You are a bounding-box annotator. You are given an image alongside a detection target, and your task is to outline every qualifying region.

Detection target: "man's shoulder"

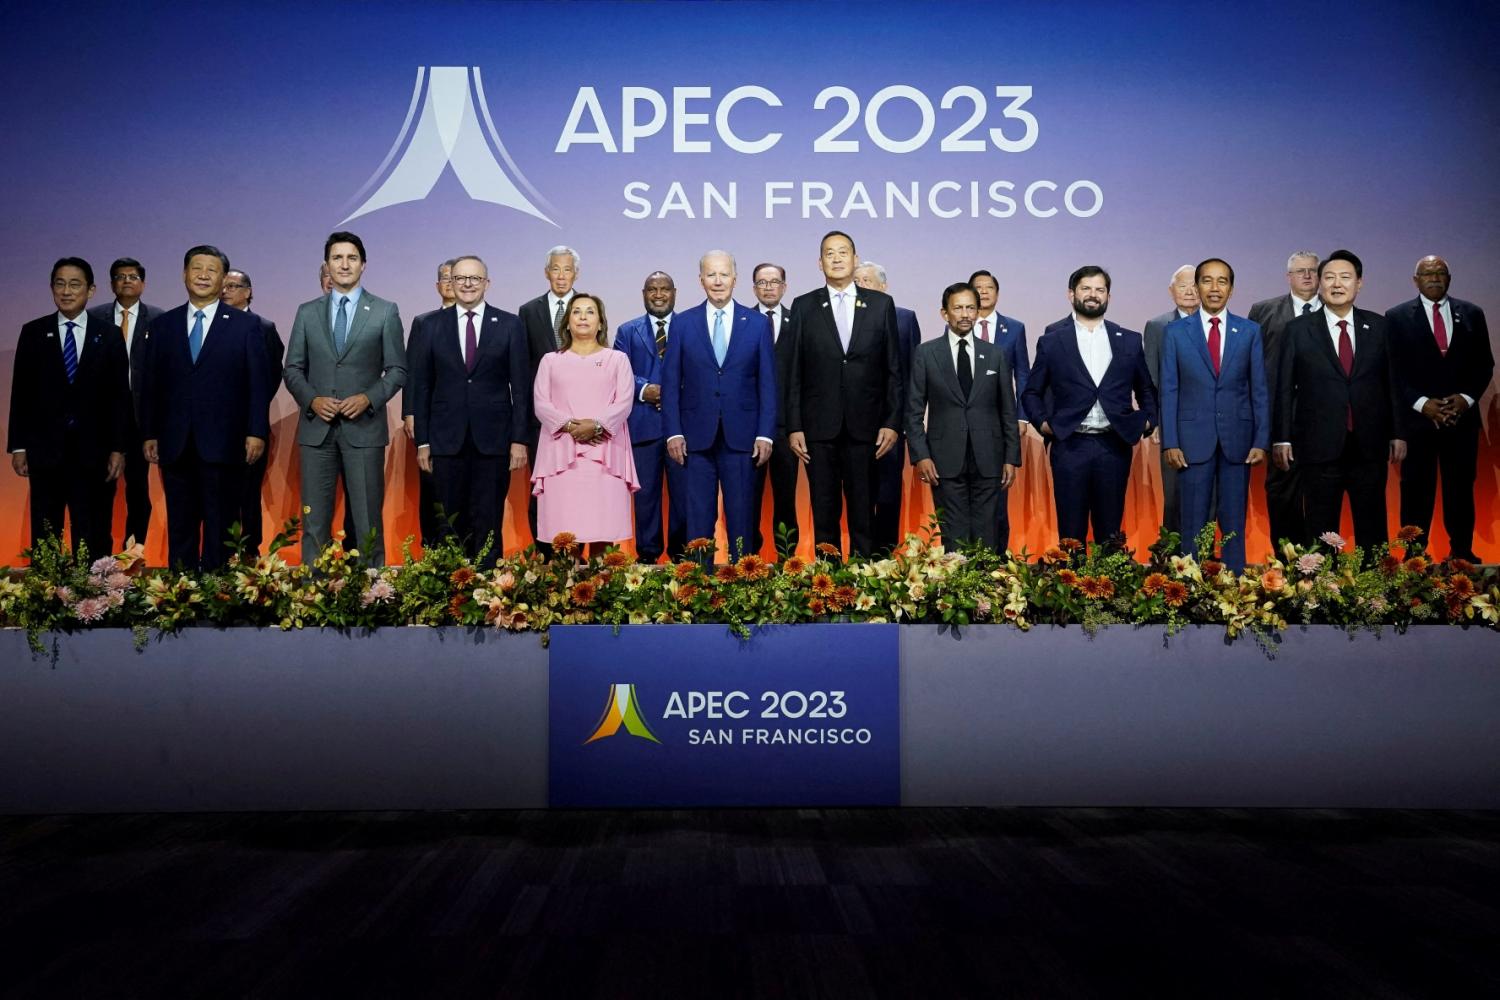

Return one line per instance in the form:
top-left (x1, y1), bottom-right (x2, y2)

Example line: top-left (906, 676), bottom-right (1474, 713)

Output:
top-left (995, 311), bottom-right (1024, 331)
top-left (1145, 309), bottom-right (1177, 330)
top-left (895, 305), bottom-right (916, 321)
top-left (1039, 316), bottom-right (1073, 338)
top-left (482, 304), bottom-right (521, 325)
top-left (19, 313), bottom-right (59, 337)
top-left (519, 292), bottom-right (550, 314)
top-left (86, 303), bottom-right (113, 324)
top-left (1247, 294), bottom-right (1285, 320)
top-left (1106, 320), bottom-right (1142, 341)
top-left (788, 287), bottom-right (826, 312)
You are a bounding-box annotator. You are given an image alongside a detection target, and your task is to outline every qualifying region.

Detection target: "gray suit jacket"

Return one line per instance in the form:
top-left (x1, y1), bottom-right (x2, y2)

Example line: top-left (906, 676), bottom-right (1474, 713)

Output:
top-left (906, 332), bottom-right (1020, 479)
top-left (1248, 294), bottom-right (1320, 403)
top-left (1142, 309), bottom-right (1182, 390)
top-left (284, 289), bottom-right (406, 447)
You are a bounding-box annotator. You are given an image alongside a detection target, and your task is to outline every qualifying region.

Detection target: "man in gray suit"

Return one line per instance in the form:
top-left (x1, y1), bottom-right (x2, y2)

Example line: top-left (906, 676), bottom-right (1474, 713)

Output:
top-left (906, 282), bottom-right (1019, 552)
top-left (284, 231), bottom-right (406, 565)
top-left (1248, 250), bottom-right (1321, 548)
top-left (1142, 264), bottom-right (1199, 542)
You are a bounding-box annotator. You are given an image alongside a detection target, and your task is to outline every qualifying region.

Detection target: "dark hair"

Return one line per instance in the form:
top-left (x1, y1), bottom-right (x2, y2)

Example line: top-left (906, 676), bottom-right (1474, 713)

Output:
top-left (324, 231), bottom-right (366, 262)
top-left (941, 282), bottom-right (979, 311)
top-left (110, 257), bottom-right (144, 281)
top-left (1068, 265), bottom-right (1111, 292)
top-left (819, 230), bottom-right (856, 255)
top-left (227, 269), bottom-right (253, 288)
top-left (183, 244), bottom-right (230, 272)
top-left (559, 292), bottom-right (609, 351)
top-left (967, 269), bottom-right (997, 288)
top-left (1193, 258), bottom-right (1235, 285)
top-left (1320, 249), bottom-right (1363, 279)
top-left (751, 262), bottom-right (785, 282)
top-left (51, 257), bottom-right (95, 287)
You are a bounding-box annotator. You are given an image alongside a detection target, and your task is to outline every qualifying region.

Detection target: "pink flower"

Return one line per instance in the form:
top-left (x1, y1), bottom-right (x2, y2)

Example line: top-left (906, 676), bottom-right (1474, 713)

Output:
top-left (1319, 531), bottom-right (1345, 550)
top-left (90, 556), bottom-right (116, 575)
top-left (328, 577), bottom-right (346, 593)
top-left (53, 586), bottom-right (73, 602)
top-left (496, 570), bottom-right (517, 591)
top-left (1296, 552), bottom-right (1325, 576)
top-left (105, 573), bottom-right (133, 592)
top-left (72, 596), bottom-right (109, 622)
top-left (361, 579), bottom-right (395, 606)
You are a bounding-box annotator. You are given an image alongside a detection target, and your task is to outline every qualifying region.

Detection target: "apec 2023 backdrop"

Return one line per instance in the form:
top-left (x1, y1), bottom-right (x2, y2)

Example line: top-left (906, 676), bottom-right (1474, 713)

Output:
top-left (2, 0), bottom-right (1498, 564)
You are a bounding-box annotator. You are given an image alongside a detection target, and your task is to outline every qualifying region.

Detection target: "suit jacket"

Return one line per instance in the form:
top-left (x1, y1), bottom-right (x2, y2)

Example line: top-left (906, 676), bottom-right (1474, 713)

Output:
top-left (142, 304), bottom-right (271, 465)
top-left (7, 313), bottom-right (131, 467)
top-left (87, 300), bottom-right (162, 425)
top-left (761, 303), bottom-right (794, 436)
top-left (785, 285), bottom-right (902, 442)
top-left (984, 312), bottom-right (1030, 422)
top-left (660, 301), bottom-right (777, 452)
top-left (248, 312), bottom-right (284, 404)
top-left (893, 306), bottom-right (924, 430)
top-left (1275, 308), bottom-right (1399, 464)
top-left (1142, 309), bottom-right (1185, 390)
top-left (1021, 318), bottom-right (1157, 446)
top-left (614, 312), bottom-right (675, 443)
top-left (1160, 311), bottom-right (1268, 463)
top-left (284, 290), bottom-right (406, 447)
top-left (1384, 296), bottom-right (1494, 436)
top-left (409, 304), bottom-right (530, 456)
top-left (1249, 294), bottom-right (1321, 407)
top-left (519, 291), bottom-right (569, 445)
top-left (906, 333), bottom-right (1020, 478)
top-left (401, 307), bottom-right (445, 421)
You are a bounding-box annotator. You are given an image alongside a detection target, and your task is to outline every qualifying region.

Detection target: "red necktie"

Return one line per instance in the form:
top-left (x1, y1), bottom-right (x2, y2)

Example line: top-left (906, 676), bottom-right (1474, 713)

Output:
top-left (1337, 319), bottom-right (1354, 430)
top-left (1208, 317), bottom-right (1221, 376)
top-left (979, 319), bottom-right (990, 342)
top-left (464, 310), bottom-right (478, 373)
top-left (1432, 303), bottom-right (1449, 355)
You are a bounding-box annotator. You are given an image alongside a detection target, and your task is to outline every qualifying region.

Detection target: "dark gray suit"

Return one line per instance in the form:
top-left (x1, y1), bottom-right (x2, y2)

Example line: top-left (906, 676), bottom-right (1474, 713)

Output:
top-left (1143, 308), bottom-right (1189, 541)
top-left (906, 331), bottom-right (1020, 552)
top-left (88, 300), bottom-right (162, 549)
top-left (1248, 293), bottom-right (1320, 547)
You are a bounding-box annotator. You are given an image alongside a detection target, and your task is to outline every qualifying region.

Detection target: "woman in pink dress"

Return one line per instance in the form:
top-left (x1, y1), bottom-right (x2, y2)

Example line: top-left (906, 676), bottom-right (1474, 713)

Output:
top-left (531, 293), bottom-right (639, 548)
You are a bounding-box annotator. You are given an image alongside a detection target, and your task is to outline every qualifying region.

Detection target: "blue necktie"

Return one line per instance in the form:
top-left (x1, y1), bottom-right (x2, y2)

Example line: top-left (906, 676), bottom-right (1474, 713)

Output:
top-left (712, 309), bottom-right (727, 365)
top-left (188, 310), bottom-right (204, 363)
top-left (61, 321), bottom-right (78, 383)
top-left (334, 296), bottom-right (350, 353)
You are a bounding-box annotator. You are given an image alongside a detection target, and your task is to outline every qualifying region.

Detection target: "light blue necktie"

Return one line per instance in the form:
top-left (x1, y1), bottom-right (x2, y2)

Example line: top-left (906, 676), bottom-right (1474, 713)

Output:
top-left (188, 310), bottom-right (204, 363)
top-left (62, 321), bottom-right (78, 383)
top-left (834, 292), bottom-right (852, 352)
top-left (334, 296), bottom-right (350, 354)
top-left (712, 309), bottom-right (727, 366)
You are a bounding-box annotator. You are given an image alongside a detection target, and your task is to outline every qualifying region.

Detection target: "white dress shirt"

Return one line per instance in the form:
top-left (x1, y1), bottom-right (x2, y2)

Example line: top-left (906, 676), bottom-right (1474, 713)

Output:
top-left (945, 326), bottom-right (974, 373)
top-left (1324, 306), bottom-right (1357, 357)
top-left (975, 311), bottom-right (997, 342)
top-left (1414, 296), bottom-right (1472, 409)
top-left (761, 305), bottom-right (781, 340)
top-left (184, 300), bottom-right (221, 347)
top-left (1074, 317), bottom-right (1112, 430)
top-left (57, 310), bottom-right (89, 360)
top-left (455, 301), bottom-right (490, 354)
top-left (1199, 308), bottom-right (1228, 344)
top-left (1291, 294), bottom-right (1321, 314)
top-left (826, 283), bottom-right (856, 338)
top-left (641, 312), bottom-right (673, 402)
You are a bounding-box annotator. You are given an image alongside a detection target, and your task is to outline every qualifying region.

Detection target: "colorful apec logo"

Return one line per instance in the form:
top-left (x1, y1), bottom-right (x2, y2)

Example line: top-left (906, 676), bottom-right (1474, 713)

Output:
top-left (585, 684), bottom-right (662, 745)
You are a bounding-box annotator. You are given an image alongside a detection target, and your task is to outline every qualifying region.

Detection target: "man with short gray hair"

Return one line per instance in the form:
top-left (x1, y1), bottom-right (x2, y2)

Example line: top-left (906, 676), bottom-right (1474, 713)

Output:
top-left (518, 246), bottom-right (580, 555)
top-left (854, 261), bottom-right (922, 554)
top-left (1143, 264), bottom-right (1199, 541)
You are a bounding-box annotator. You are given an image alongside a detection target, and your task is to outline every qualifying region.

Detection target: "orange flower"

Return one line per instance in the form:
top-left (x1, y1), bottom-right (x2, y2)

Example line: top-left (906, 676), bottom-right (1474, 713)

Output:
top-left (675, 583), bottom-right (699, 603)
top-left (1379, 554), bottom-right (1402, 576)
top-left (1404, 556), bottom-right (1429, 574)
top-left (709, 593), bottom-right (726, 610)
top-left (674, 561), bottom-right (697, 580)
top-left (1041, 547), bottom-right (1067, 565)
top-left (1448, 575), bottom-right (1475, 597)
top-left (816, 542), bottom-right (843, 559)
top-left (570, 581), bottom-right (597, 605)
top-left (1445, 593), bottom-right (1467, 618)
top-left (450, 567), bottom-right (476, 588)
top-left (551, 531), bottom-right (578, 551)
top-left (447, 594), bottom-right (467, 620)
top-left (1260, 568), bottom-right (1286, 593)
top-left (1452, 558), bottom-right (1476, 575)
top-left (1396, 525), bottom-right (1423, 544)
top-left (834, 585), bottom-right (859, 607)
top-left (1059, 538), bottom-right (1084, 553)
top-left (783, 556), bottom-right (808, 576)
top-left (811, 572), bottom-right (835, 596)
top-left (737, 554), bottom-right (771, 580)
top-left (809, 597), bottom-right (826, 615)
top-left (686, 537), bottom-right (715, 552)
top-left (1078, 576), bottom-right (1114, 599)
top-left (1201, 560), bottom-right (1224, 577)
top-left (715, 564), bottom-right (741, 583)
top-left (1141, 573), bottom-right (1168, 595)
top-left (1057, 568), bottom-right (1079, 587)
top-left (1163, 581), bottom-right (1189, 607)
top-left (603, 550), bottom-right (630, 568)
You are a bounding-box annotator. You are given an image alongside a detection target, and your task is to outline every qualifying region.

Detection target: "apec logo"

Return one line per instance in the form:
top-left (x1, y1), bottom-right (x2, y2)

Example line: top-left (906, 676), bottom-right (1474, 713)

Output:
top-left (585, 684), bottom-right (662, 745)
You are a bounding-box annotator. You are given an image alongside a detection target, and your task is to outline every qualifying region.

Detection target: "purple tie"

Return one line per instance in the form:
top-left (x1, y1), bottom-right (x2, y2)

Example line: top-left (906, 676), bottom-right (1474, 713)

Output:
top-left (464, 311), bottom-right (478, 373)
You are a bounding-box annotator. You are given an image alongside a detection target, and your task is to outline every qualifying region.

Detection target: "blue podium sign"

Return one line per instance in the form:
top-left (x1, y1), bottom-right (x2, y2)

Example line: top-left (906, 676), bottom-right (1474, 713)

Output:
top-left (548, 625), bottom-right (899, 807)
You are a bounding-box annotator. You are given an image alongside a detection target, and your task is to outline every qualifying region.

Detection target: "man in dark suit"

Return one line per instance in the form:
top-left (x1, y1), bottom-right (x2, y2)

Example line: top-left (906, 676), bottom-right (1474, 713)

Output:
top-left (408, 256), bottom-right (529, 568)
top-left (518, 246), bottom-right (579, 556)
top-left (1142, 264), bottom-right (1199, 542)
top-left (1249, 251), bottom-right (1322, 548)
top-left (9, 258), bottom-right (131, 557)
top-left (749, 261), bottom-right (800, 556)
top-left (907, 282), bottom-right (1019, 551)
top-left (614, 271), bottom-right (686, 564)
top-left (856, 261), bottom-right (923, 555)
top-left (661, 251), bottom-right (777, 560)
top-left (1022, 266), bottom-right (1157, 548)
top-left (401, 259), bottom-right (456, 547)
top-left (968, 269), bottom-right (1031, 552)
top-left (785, 231), bottom-right (902, 558)
top-left (1274, 250), bottom-right (1403, 552)
top-left (220, 268), bottom-right (285, 557)
top-left (87, 257), bottom-right (162, 550)
top-left (1386, 255), bottom-right (1494, 562)
top-left (142, 246), bottom-right (270, 571)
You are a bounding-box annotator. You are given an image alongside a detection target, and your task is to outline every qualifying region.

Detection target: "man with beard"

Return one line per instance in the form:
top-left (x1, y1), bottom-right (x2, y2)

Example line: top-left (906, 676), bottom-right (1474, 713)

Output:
top-left (1022, 266), bottom-right (1156, 548)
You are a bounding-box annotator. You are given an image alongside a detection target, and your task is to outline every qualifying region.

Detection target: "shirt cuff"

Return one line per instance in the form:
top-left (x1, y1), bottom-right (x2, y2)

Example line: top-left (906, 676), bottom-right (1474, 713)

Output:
top-left (1272, 441), bottom-right (1291, 448)
top-left (1461, 393), bottom-right (1475, 407)
top-left (1413, 396), bottom-right (1429, 413)
top-left (10, 449), bottom-right (24, 454)
top-left (755, 436), bottom-right (773, 445)
top-left (667, 435), bottom-right (685, 444)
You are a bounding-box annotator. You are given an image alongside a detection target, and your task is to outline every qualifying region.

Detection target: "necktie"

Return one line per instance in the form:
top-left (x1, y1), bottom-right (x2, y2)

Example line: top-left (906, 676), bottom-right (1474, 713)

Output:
top-left (712, 309), bottom-right (727, 366)
top-left (1208, 316), bottom-right (1222, 376)
top-left (464, 310), bottom-right (478, 373)
top-left (766, 308), bottom-right (777, 341)
top-left (834, 292), bottom-right (853, 351)
top-left (655, 319), bottom-right (667, 357)
top-left (333, 296), bottom-right (349, 354)
top-left (979, 319), bottom-right (990, 342)
top-left (1432, 303), bottom-right (1449, 355)
top-left (119, 307), bottom-right (130, 344)
top-left (552, 298), bottom-right (566, 347)
top-left (189, 310), bottom-right (205, 363)
top-left (957, 337), bottom-right (973, 397)
top-left (1337, 319), bottom-right (1354, 430)
top-left (1301, 302), bottom-right (1312, 315)
top-left (62, 321), bottom-right (79, 383)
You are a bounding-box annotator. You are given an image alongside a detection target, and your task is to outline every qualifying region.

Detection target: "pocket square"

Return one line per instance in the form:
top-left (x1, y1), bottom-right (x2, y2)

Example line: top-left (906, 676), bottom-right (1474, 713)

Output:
top-left (985, 369), bottom-right (997, 376)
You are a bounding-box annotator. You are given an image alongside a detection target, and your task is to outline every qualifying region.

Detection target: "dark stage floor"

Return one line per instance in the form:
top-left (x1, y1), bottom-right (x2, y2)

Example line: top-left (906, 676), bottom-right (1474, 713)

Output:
top-left (1, 808), bottom-right (1496, 998)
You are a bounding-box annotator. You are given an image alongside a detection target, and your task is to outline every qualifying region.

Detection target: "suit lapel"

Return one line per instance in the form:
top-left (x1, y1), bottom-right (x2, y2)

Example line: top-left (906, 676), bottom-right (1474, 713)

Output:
top-left (813, 288), bottom-right (843, 354)
top-left (193, 307), bottom-right (230, 369)
top-left (440, 308), bottom-right (464, 369)
top-left (1312, 314), bottom-right (1346, 379)
top-left (1349, 311), bottom-right (1377, 379)
top-left (1058, 323), bottom-right (1093, 386)
top-left (315, 293), bottom-right (336, 355)
top-left (342, 294), bottom-right (373, 358)
top-left (847, 287), bottom-right (872, 353)
top-left (969, 338), bottom-right (993, 403)
top-left (935, 336), bottom-right (964, 402)
top-left (1187, 312), bottom-right (1216, 379)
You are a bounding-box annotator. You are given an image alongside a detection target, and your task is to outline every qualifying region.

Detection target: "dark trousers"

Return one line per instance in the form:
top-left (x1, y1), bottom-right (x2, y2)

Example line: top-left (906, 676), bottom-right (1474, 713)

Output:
top-left (1158, 446), bottom-right (1180, 545)
top-left (685, 425), bottom-right (756, 561)
top-left (871, 434), bottom-right (906, 556)
top-left (807, 427), bottom-right (877, 558)
top-left (1264, 461), bottom-right (1305, 549)
top-left (238, 450), bottom-right (268, 556)
top-left (1180, 445), bottom-right (1251, 570)
top-left (417, 465), bottom-right (440, 545)
top-left (931, 441), bottom-right (1001, 553)
top-left (1050, 431), bottom-right (1132, 547)
top-left (433, 432), bottom-right (505, 568)
top-left (113, 430), bottom-right (152, 550)
top-left (525, 441), bottom-right (552, 559)
top-left (160, 436), bottom-right (241, 571)
top-left (28, 432), bottom-right (112, 558)
top-left (753, 434), bottom-right (802, 556)
top-left (1303, 438), bottom-right (1388, 554)
top-left (632, 437), bottom-right (688, 564)
top-left (1401, 420), bottom-right (1480, 560)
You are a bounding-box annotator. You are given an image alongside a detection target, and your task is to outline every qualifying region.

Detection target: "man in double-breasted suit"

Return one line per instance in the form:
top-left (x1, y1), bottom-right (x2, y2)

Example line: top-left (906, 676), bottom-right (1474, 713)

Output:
top-left (283, 231), bottom-right (405, 565)
top-left (517, 246), bottom-right (580, 556)
top-left (907, 282), bottom-right (1019, 552)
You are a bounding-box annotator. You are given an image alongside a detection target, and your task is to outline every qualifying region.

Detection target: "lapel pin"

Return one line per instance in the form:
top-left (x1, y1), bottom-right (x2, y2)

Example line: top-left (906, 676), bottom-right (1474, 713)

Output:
top-left (489, 316), bottom-right (497, 322)
top-left (46, 332), bottom-right (54, 339)
top-left (1361, 324), bottom-right (1369, 330)
top-left (821, 301), bottom-right (829, 308)
top-left (363, 305), bottom-right (370, 311)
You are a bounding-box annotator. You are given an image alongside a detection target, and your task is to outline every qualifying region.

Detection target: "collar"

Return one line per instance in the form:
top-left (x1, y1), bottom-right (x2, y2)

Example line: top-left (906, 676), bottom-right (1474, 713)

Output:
top-left (56, 311), bottom-right (87, 330)
top-left (825, 283), bottom-right (856, 300)
top-left (1291, 294), bottom-right (1321, 311)
top-left (455, 301), bottom-right (490, 317)
top-left (1420, 295), bottom-right (1448, 311)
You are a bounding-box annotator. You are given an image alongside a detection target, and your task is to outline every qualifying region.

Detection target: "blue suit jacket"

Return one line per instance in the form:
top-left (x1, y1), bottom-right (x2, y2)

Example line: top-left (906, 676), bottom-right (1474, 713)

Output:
top-left (142, 304), bottom-right (270, 465)
top-left (661, 301), bottom-right (777, 452)
top-left (614, 312), bottom-right (674, 443)
top-left (1160, 310), bottom-right (1268, 463)
top-left (1021, 317), bottom-right (1157, 445)
top-left (989, 312), bottom-right (1031, 422)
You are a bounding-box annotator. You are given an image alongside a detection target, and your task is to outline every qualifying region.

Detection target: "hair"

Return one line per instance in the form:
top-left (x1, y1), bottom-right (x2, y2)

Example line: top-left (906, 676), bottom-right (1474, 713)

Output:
top-left (226, 269), bottom-right (252, 288)
top-left (558, 292), bottom-right (609, 351)
top-left (545, 245), bottom-right (580, 269)
top-left (699, 249), bottom-right (737, 274)
top-left (941, 282), bottom-right (978, 311)
top-left (1285, 250), bottom-right (1320, 271)
top-left (751, 262), bottom-right (785, 282)
top-left (820, 230), bottom-right (856, 255)
top-left (183, 244), bottom-right (230, 272)
top-left (857, 261), bottom-right (889, 286)
top-left (1320, 249), bottom-right (1363, 279)
top-left (51, 257), bottom-right (95, 287)
top-left (644, 270), bottom-right (674, 287)
top-left (451, 254), bottom-right (487, 275)
top-left (1193, 258), bottom-right (1234, 285)
top-left (1068, 265), bottom-right (1111, 292)
top-left (324, 231), bottom-right (366, 262)
top-left (1170, 264), bottom-right (1195, 283)
top-left (967, 268), bottom-right (997, 289)
top-left (110, 257), bottom-right (144, 281)
top-left (438, 258), bottom-right (459, 278)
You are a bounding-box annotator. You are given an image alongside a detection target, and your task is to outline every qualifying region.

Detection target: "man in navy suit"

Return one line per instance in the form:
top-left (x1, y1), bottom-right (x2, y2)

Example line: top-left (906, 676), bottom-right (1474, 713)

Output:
top-left (408, 255), bottom-right (529, 568)
top-left (220, 268), bottom-right (285, 556)
top-left (401, 259), bottom-right (456, 547)
top-left (661, 251), bottom-right (777, 560)
top-left (1386, 255), bottom-right (1493, 563)
top-left (614, 271), bottom-right (687, 564)
top-left (9, 257), bottom-right (131, 556)
top-left (856, 261), bottom-right (923, 555)
top-left (1021, 266), bottom-right (1156, 548)
top-left (969, 270), bottom-right (1031, 551)
top-left (142, 246), bottom-right (270, 571)
top-left (749, 261), bottom-right (800, 556)
top-left (1161, 259), bottom-right (1268, 571)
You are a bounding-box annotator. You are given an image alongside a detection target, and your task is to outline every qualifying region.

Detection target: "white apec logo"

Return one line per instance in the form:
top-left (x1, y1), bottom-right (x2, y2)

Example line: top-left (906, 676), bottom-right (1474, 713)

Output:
top-left (342, 66), bottom-right (556, 226)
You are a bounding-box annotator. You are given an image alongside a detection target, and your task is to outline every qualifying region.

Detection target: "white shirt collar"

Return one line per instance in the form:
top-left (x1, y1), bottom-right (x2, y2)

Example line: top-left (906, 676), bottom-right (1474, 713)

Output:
top-left (1291, 293), bottom-right (1321, 311)
top-left (1199, 309), bottom-right (1228, 337)
top-left (455, 301), bottom-right (490, 316)
top-left (1420, 294), bottom-right (1448, 311)
top-left (186, 300), bottom-right (220, 326)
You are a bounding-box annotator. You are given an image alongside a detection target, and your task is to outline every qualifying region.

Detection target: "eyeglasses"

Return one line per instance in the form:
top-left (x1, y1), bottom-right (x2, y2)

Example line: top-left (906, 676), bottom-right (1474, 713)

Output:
top-left (452, 275), bottom-right (487, 286)
top-left (112, 273), bottom-right (142, 283)
top-left (222, 282), bottom-right (248, 291)
top-left (754, 279), bottom-right (784, 288)
top-left (51, 279), bottom-right (88, 291)
top-left (1288, 268), bottom-right (1318, 277)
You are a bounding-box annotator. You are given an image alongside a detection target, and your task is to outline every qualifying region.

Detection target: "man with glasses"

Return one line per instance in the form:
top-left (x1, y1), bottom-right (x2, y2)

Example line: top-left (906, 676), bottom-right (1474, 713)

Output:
top-left (749, 261), bottom-right (800, 556)
top-left (219, 269), bottom-right (285, 556)
top-left (855, 261), bottom-right (922, 555)
top-left (402, 259), bottom-right (457, 546)
top-left (518, 246), bottom-right (580, 557)
top-left (87, 258), bottom-right (161, 549)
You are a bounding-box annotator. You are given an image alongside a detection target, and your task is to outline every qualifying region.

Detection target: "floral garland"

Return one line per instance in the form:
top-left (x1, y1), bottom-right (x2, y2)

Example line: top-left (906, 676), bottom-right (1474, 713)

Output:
top-left (2, 521), bottom-right (1496, 652)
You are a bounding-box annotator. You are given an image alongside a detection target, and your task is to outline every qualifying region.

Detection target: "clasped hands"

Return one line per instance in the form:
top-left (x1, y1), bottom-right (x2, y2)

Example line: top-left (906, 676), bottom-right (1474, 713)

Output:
top-left (564, 418), bottom-right (605, 444)
top-left (1420, 394), bottom-right (1470, 428)
top-left (311, 394), bottom-right (372, 422)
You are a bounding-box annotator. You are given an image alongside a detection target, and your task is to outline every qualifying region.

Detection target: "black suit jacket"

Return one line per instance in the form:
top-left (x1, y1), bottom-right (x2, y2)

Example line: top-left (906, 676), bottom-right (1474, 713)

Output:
top-left (1275, 308), bottom-right (1399, 464)
top-left (1384, 296), bottom-right (1494, 436)
top-left (785, 286), bottom-right (902, 442)
top-left (247, 312), bottom-right (285, 404)
top-left (1249, 294), bottom-right (1320, 407)
top-left (87, 300), bottom-right (162, 425)
top-left (7, 313), bottom-right (131, 468)
top-left (401, 307), bottom-right (444, 420)
top-left (409, 305), bottom-right (531, 456)
top-left (754, 303), bottom-right (795, 435)
top-left (518, 292), bottom-right (570, 445)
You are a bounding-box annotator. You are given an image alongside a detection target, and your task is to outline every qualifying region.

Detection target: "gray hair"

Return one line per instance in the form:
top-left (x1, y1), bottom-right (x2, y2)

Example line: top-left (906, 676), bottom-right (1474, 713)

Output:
top-left (699, 249), bottom-right (737, 274)
top-left (451, 255), bottom-right (487, 275)
top-left (546, 245), bottom-right (580, 268)
top-left (856, 261), bottom-right (889, 286)
top-left (438, 258), bottom-right (458, 277)
top-left (1170, 263), bottom-right (1194, 282)
top-left (1286, 250), bottom-right (1320, 271)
